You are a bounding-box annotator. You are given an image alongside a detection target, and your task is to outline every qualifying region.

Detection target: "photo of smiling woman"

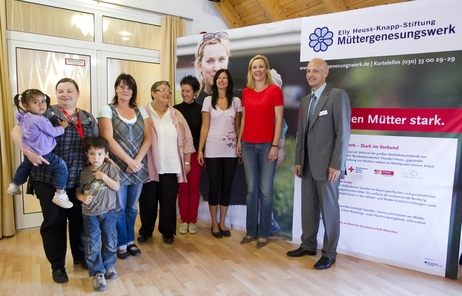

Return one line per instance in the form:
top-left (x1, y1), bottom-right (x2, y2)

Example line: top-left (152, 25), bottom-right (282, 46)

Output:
top-left (174, 75), bottom-right (203, 235)
top-left (194, 31), bottom-right (242, 104)
top-left (138, 81), bottom-right (195, 245)
top-left (197, 69), bottom-right (242, 238)
top-left (98, 74), bottom-right (151, 260)
top-left (237, 55), bottom-right (284, 249)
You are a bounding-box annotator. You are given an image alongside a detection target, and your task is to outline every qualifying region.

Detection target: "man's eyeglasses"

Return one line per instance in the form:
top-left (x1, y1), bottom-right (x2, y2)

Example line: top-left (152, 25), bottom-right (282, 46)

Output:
top-left (155, 89), bottom-right (172, 94)
top-left (201, 31), bottom-right (228, 43)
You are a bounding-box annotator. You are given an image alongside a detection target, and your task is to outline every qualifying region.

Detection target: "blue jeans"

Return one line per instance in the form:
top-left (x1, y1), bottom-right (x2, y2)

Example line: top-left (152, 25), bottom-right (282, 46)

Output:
top-left (13, 152), bottom-right (68, 190)
top-left (115, 183), bottom-right (143, 249)
top-left (242, 142), bottom-right (276, 238)
top-left (258, 169), bottom-right (281, 236)
top-left (83, 210), bottom-right (117, 276)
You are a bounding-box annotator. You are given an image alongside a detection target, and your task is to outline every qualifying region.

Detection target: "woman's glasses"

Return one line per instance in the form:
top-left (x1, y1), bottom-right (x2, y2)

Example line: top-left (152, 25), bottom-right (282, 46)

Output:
top-left (155, 89), bottom-right (172, 94)
top-left (201, 31), bottom-right (228, 43)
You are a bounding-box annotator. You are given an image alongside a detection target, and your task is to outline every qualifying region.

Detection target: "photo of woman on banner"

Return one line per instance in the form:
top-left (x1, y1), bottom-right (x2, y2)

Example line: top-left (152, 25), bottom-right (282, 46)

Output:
top-left (194, 31), bottom-right (242, 104)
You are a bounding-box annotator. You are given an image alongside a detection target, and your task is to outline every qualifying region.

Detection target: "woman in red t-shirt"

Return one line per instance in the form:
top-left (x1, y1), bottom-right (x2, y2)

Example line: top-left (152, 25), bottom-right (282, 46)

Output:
top-left (236, 55), bottom-right (284, 249)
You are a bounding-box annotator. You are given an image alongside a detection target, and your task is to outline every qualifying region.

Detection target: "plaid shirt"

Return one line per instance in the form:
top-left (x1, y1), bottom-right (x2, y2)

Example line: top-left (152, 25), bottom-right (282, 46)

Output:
top-left (29, 105), bottom-right (98, 190)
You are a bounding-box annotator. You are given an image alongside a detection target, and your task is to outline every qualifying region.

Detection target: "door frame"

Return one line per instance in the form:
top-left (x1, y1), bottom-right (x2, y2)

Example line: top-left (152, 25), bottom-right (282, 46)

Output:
top-left (7, 40), bottom-right (99, 229)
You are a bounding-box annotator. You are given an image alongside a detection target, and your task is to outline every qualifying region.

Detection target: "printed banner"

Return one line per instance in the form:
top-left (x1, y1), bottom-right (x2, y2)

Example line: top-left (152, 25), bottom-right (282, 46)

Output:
top-left (352, 108), bottom-right (462, 133)
top-left (339, 134), bottom-right (457, 276)
top-left (300, 0), bottom-right (462, 61)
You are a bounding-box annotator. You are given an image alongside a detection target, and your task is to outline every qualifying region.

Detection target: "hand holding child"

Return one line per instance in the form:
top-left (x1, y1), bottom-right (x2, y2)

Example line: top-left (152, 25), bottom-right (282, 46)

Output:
top-left (58, 119), bottom-right (69, 129)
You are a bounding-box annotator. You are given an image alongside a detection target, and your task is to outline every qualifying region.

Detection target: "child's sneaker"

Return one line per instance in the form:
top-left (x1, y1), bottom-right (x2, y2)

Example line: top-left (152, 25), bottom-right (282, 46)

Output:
top-left (92, 272), bottom-right (107, 291)
top-left (6, 183), bottom-right (21, 195)
top-left (104, 267), bottom-right (118, 279)
top-left (52, 192), bottom-right (73, 209)
top-left (179, 223), bottom-right (188, 234)
top-left (188, 223), bottom-right (197, 234)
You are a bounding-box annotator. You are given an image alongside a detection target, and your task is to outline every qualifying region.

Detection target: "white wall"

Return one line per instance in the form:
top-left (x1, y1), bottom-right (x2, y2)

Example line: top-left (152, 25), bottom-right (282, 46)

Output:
top-left (96, 0), bottom-right (229, 35)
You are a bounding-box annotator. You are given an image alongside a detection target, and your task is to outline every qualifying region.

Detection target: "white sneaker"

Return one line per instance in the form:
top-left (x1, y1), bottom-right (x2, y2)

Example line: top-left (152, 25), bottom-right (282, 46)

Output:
top-left (179, 223), bottom-right (188, 234)
top-left (104, 267), bottom-right (118, 279)
top-left (188, 223), bottom-right (197, 234)
top-left (52, 192), bottom-right (73, 209)
top-left (6, 183), bottom-right (21, 195)
top-left (92, 272), bottom-right (107, 291)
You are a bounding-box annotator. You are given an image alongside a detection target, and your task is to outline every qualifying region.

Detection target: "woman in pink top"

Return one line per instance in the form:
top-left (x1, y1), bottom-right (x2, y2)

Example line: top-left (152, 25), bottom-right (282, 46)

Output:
top-left (138, 81), bottom-right (195, 245)
top-left (198, 69), bottom-right (242, 238)
top-left (237, 55), bottom-right (284, 249)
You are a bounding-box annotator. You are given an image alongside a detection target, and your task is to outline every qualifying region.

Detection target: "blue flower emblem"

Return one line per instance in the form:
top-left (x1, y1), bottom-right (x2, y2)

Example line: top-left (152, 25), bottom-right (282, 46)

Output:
top-left (309, 27), bottom-right (333, 52)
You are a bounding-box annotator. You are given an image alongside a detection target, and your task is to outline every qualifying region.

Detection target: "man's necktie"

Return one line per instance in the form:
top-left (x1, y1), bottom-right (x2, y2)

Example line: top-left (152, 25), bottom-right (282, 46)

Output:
top-left (307, 93), bottom-right (317, 126)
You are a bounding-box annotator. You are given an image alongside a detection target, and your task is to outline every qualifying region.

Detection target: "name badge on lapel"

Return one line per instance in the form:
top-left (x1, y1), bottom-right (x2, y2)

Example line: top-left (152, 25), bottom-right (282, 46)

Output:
top-left (319, 110), bottom-right (328, 116)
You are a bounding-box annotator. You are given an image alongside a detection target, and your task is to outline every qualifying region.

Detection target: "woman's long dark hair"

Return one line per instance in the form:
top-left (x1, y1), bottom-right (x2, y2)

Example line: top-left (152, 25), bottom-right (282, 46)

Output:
top-left (211, 69), bottom-right (234, 110)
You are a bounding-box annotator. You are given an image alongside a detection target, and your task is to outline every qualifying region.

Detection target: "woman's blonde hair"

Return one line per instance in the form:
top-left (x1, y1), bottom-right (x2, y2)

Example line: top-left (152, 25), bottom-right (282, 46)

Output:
top-left (194, 37), bottom-right (231, 88)
top-left (246, 55), bottom-right (273, 89)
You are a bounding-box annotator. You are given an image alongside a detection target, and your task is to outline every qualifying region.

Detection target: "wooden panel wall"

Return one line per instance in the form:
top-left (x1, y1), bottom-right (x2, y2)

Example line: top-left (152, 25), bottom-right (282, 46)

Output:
top-left (212, 0), bottom-right (409, 28)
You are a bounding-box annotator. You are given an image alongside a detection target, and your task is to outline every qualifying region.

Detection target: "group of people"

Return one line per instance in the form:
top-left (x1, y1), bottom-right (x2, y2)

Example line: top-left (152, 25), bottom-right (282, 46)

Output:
top-left (6, 30), bottom-right (351, 292)
top-left (191, 32), bottom-right (351, 270)
top-left (7, 75), bottom-right (195, 291)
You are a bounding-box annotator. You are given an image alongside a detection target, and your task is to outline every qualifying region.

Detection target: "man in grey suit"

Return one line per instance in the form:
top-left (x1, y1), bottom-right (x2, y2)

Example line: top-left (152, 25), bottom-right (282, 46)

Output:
top-left (287, 58), bottom-right (351, 270)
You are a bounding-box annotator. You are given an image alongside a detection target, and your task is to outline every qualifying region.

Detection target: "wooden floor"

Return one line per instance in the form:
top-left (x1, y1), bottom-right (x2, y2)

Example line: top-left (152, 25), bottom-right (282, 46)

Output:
top-left (0, 219), bottom-right (461, 295)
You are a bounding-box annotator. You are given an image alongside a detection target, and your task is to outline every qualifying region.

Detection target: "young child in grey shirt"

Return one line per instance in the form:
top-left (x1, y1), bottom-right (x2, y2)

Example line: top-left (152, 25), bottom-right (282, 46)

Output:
top-left (76, 136), bottom-right (120, 292)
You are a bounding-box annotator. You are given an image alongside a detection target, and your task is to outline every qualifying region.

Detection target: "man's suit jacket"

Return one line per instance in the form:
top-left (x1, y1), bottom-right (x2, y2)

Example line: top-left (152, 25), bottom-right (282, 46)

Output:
top-left (295, 84), bottom-right (351, 181)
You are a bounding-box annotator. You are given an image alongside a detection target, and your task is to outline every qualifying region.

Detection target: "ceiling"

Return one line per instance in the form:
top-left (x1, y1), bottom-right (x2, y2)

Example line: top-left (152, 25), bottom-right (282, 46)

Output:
top-left (211, 0), bottom-right (410, 28)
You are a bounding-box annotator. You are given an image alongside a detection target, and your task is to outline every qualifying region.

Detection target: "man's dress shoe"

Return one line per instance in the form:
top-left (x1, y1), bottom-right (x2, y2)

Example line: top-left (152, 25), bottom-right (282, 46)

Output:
top-left (314, 256), bottom-right (336, 270)
top-left (286, 247), bottom-right (316, 257)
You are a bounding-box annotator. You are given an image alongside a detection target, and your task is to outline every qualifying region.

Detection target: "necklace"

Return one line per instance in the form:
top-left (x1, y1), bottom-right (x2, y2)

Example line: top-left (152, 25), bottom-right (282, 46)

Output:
top-left (116, 106), bottom-right (131, 116)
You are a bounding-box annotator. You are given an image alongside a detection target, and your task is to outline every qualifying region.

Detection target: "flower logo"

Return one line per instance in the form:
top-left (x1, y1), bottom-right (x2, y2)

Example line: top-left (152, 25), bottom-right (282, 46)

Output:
top-left (309, 27), bottom-right (333, 52)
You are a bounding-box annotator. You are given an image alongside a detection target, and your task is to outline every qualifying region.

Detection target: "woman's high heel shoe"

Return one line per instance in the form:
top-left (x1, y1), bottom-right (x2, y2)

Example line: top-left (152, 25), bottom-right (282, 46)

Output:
top-left (240, 236), bottom-right (255, 244)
